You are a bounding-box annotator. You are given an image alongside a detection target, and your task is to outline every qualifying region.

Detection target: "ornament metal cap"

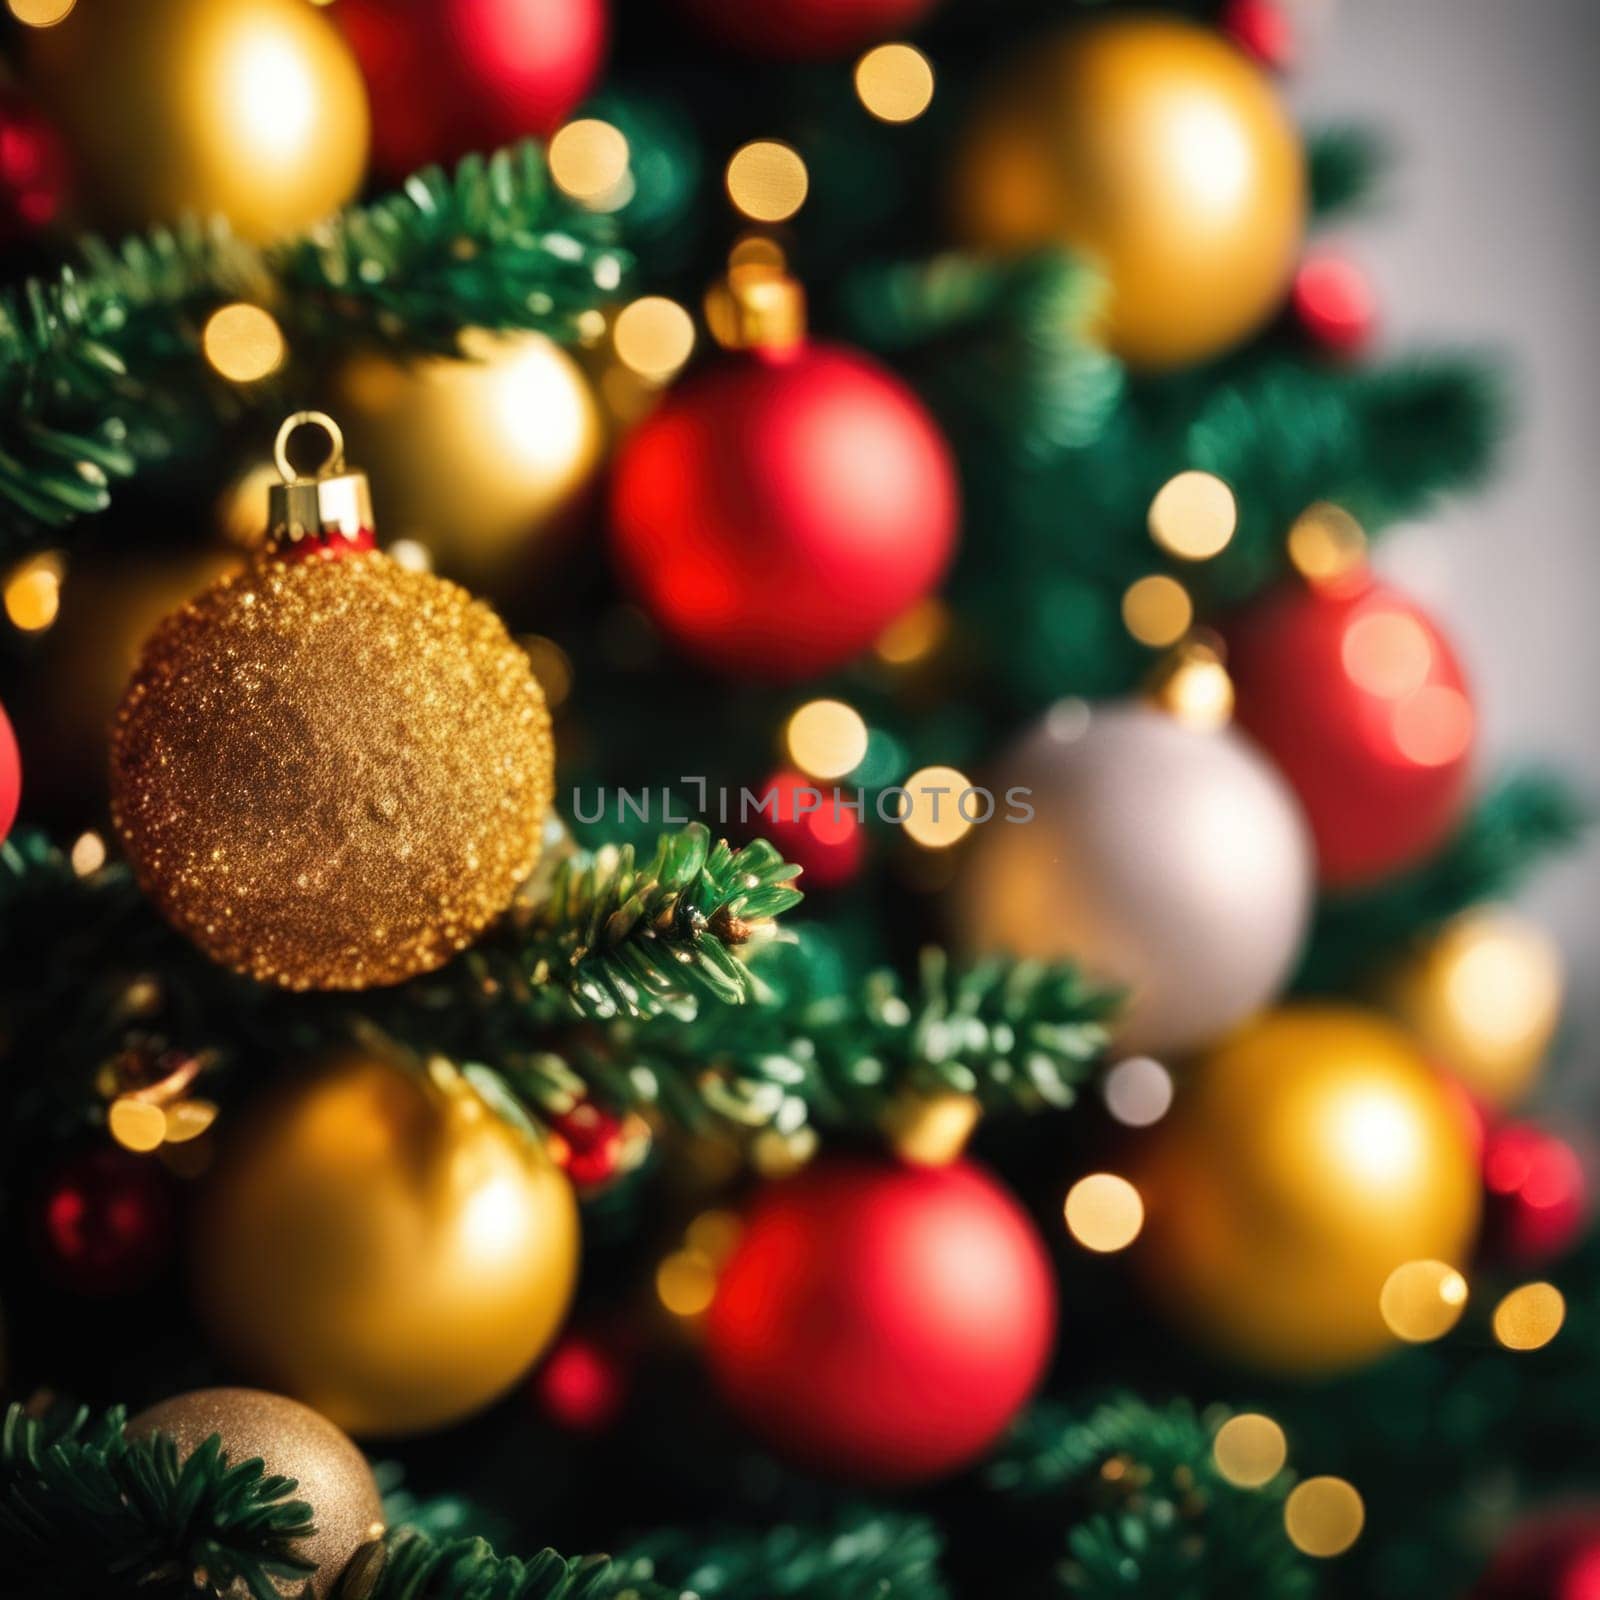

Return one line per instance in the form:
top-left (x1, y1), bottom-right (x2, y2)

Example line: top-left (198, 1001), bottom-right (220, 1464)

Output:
top-left (704, 262), bottom-right (807, 353)
top-left (267, 410), bottom-right (376, 555)
top-left (1144, 634), bottom-right (1236, 731)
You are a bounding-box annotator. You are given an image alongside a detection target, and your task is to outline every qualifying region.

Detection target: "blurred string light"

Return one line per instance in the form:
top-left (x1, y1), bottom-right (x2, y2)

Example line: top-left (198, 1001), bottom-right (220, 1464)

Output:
top-left (1122, 573), bottom-right (1193, 647)
top-left (6, 0), bottom-right (73, 25)
top-left (202, 303), bottom-right (286, 383)
top-left (854, 43), bottom-right (936, 124)
top-left (1147, 638), bottom-right (1234, 731)
top-left (897, 765), bottom-right (975, 848)
top-left (549, 118), bottom-right (631, 208)
top-left (4, 552), bottom-right (64, 632)
top-left (387, 539), bottom-right (433, 573)
top-left (1379, 1258), bottom-right (1468, 1343)
top-left (1147, 470), bottom-right (1237, 560)
top-left (1492, 1281), bottom-right (1566, 1350)
top-left (1212, 1413), bottom-right (1287, 1489)
top-left (1103, 1057), bottom-right (1174, 1127)
top-left (70, 832), bottom-right (107, 877)
top-left (1285, 1477), bottom-right (1365, 1558)
top-left (785, 699), bottom-right (869, 780)
top-left (725, 140), bottom-right (809, 223)
top-left (729, 233), bottom-right (787, 271)
top-left (613, 296), bottom-right (696, 383)
top-left (875, 597), bottom-right (949, 665)
top-left (656, 1249), bottom-right (718, 1318)
top-left (1287, 501), bottom-right (1367, 584)
top-left (685, 1209), bottom-right (743, 1265)
top-left (108, 1097), bottom-right (166, 1154)
top-left (1063, 1173), bottom-right (1144, 1253)
top-left (750, 1124), bottom-right (817, 1178)
top-left (520, 635), bottom-right (574, 710)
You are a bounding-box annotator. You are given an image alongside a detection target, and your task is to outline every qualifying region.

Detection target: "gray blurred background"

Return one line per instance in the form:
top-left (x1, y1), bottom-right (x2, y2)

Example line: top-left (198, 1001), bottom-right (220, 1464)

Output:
top-left (1295, 0), bottom-right (1600, 1080)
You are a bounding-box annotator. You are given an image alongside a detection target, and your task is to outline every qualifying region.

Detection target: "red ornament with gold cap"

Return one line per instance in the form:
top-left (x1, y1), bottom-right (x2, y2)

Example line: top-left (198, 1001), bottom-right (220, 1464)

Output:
top-left (1224, 523), bottom-right (1475, 887)
top-left (109, 411), bottom-right (555, 991)
top-left (610, 265), bottom-right (959, 681)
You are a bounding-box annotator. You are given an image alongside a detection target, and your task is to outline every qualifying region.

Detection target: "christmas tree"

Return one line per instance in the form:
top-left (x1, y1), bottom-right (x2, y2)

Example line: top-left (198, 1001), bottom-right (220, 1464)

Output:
top-left (0, 1), bottom-right (1592, 1596)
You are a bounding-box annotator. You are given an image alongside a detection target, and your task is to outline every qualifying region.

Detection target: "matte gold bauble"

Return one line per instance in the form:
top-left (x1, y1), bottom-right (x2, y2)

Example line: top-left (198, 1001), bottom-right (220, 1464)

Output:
top-left (194, 1056), bottom-right (580, 1437)
top-left (1135, 1006), bottom-right (1481, 1373)
top-left (28, 0), bottom-right (369, 241)
top-left (952, 15), bottom-right (1306, 368)
top-left (336, 334), bottom-right (603, 595)
top-left (109, 546), bottom-right (553, 990)
top-left (125, 1388), bottom-right (384, 1599)
top-left (1385, 906), bottom-right (1564, 1110)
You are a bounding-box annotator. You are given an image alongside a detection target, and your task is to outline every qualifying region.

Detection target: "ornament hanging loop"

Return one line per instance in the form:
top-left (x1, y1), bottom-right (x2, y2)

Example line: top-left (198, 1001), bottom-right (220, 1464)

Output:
top-left (266, 410), bottom-right (375, 556)
top-left (274, 410), bottom-right (347, 482)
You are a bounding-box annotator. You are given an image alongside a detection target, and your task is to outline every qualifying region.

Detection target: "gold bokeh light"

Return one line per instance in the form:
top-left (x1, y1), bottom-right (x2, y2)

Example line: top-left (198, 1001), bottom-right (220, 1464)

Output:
top-left (786, 699), bottom-right (869, 780)
top-left (656, 1249), bottom-right (718, 1318)
top-left (613, 296), bottom-right (697, 383)
top-left (7, 0), bottom-right (74, 25)
top-left (1493, 1281), bottom-right (1566, 1351)
top-left (898, 765), bottom-right (977, 848)
top-left (1287, 502), bottom-right (1368, 585)
top-left (726, 140), bottom-right (809, 223)
top-left (1212, 1414), bottom-right (1287, 1489)
top-left (1379, 1258), bottom-right (1469, 1343)
top-left (5, 553), bottom-right (64, 632)
top-left (1064, 1173), bottom-right (1144, 1253)
top-left (70, 832), bottom-right (107, 876)
top-left (1122, 574), bottom-right (1193, 647)
top-left (549, 119), bottom-right (630, 205)
top-left (1148, 470), bottom-right (1237, 560)
top-left (1285, 1478), bottom-right (1365, 1558)
top-left (202, 303), bottom-right (286, 383)
top-left (855, 43), bottom-right (936, 124)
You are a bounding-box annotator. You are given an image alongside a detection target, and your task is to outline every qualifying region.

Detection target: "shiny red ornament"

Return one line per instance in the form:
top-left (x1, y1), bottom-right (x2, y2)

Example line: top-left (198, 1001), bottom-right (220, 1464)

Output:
top-left (536, 1331), bottom-right (628, 1432)
top-left (1226, 568), bottom-right (1475, 887)
top-left (611, 344), bottom-right (958, 680)
top-left (1482, 1121), bottom-right (1590, 1268)
top-left (0, 698), bottom-right (19, 842)
top-left (37, 1147), bottom-right (175, 1296)
top-left (706, 1158), bottom-right (1056, 1483)
top-left (548, 1099), bottom-right (627, 1189)
top-left (338, 0), bottom-right (608, 179)
top-left (0, 88), bottom-right (71, 242)
top-left (757, 769), bottom-right (865, 890)
top-left (681, 0), bottom-right (940, 59)
top-left (1293, 253), bottom-right (1378, 356)
top-left (1222, 0), bottom-right (1295, 72)
top-left (1474, 1509), bottom-right (1600, 1600)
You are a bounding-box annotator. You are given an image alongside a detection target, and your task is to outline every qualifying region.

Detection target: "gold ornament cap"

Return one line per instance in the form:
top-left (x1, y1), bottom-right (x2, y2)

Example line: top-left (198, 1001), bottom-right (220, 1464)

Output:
top-left (705, 263), bottom-right (807, 353)
top-left (266, 411), bottom-right (375, 555)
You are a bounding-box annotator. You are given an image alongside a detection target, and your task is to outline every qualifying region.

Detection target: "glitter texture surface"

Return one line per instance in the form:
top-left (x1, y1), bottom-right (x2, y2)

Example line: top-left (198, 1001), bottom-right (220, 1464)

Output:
top-left (110, 551), bottom-right (553, 990)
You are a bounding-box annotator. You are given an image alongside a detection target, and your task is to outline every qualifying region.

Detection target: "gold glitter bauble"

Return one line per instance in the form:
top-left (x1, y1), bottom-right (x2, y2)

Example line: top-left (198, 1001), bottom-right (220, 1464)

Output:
top-left (125, 1387), bottom-right (384, 1599)
top-left (194, 1056), bottom-right (580, 1437)
top-left (1134, 1005), bottom-right (1481, 1374)
top-left (27, 0), bottom-right (369, 243)
top-left (951, 15), bottom-right (1305, 368)
top-left (109, 550), bottom-right (553, 990)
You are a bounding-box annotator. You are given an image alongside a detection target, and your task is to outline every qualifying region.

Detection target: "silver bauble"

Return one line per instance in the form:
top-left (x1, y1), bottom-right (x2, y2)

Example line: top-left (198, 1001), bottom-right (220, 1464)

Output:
top-left (956, 701), bottom-right (1314, 1057)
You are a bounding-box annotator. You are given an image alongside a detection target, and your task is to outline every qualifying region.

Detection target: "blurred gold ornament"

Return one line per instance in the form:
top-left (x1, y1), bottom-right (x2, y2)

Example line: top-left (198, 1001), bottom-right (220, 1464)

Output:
top-left (27, 0), bottom-right (369, 242)
top-left (111, 422), bottom-right (554, 990)
top-left (335, 335), bottom-right (603, 596)
top-left (194, 1055), bottom-right (580, 1437)
top-left (1135, 1006), bottom-right (1480, 1373)
top-left (952, 16), bottom-right (1305, 368)
top-left (883, 1090), bottom-right (981, 1166)
top-left (126, 1388), bottom-right (384, 1598)
top-left (1385, 906), bottom-right (1564, 1110)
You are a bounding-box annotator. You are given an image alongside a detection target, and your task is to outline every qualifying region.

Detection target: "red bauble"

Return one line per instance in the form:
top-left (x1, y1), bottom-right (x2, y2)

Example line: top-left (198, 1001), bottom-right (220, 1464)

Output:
top-left (706, 1158), bottom-right (1056, 1483)
top-left (1293, 253), bottom-right (1378, 356)
top-left (1226, 569), bottom-right (1475, 887)
top-left (1482, 1121), bottom-right (1590, 1269)
top-left (682, 0), bottom-right (940, 60)
top-left (757, 770), bottom-right (865, 890)
top-left (1474, 1509), bottom-right (1600, 1600)
top-left (339, 0), bottom-right (608, 178)
top-left (0, 88), bottom-right (71, 242)
top-left (36, 1147), bottom-right (175, 1297)
top-left (611, 344), bottom-right (958, 680)
top-left (1222, 0), bottom-right (1295, 71)
top-left (0, 697), bottom-right (19, 842)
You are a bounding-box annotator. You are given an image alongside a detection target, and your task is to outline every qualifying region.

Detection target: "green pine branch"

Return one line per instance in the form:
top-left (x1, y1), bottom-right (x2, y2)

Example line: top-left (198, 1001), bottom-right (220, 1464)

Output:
top-left (552, 931), bottom-right (1119, 1135)
top-left (0, 1402), bottom-right (319, 1600)
top-left (1308, 125), bottom-right (1391, 221)
top-left (987, 1398), bottom-right (1315, 1600)
top-left (1296, 766), bottom-right (1590, 992)
top-left (0, 142), bottom-right (628, 545)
